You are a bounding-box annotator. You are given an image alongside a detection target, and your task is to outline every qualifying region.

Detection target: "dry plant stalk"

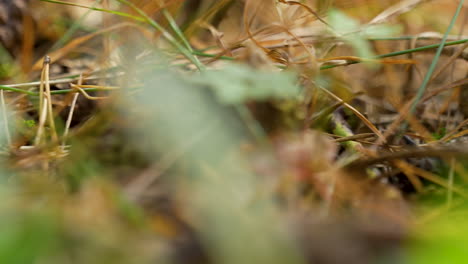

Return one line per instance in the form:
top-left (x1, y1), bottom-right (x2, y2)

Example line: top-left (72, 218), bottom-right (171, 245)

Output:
top-left (0, 90), bottom-right (11, 146)
top-left (62, 75), bottom-right (82, 147)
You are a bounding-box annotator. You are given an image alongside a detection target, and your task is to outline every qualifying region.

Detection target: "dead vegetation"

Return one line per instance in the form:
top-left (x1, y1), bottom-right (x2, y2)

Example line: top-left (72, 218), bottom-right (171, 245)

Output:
top-left (0, 0), bottom-right (468, 263)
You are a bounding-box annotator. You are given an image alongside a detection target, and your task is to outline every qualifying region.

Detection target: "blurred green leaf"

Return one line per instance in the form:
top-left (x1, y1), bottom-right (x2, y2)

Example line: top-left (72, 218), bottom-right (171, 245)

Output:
top-left (192, 63), bottom-right (300, 104)
top-left (408, 215), bottom-right (468, 264)
top-left (0, 45), bottom-right (15, 79)
top-left (363, 24), bottom-right (402, 38)
top-left (0, 95), bottom-right (13, 148)
top-left (23, 119), bottom-right (36, 128)
top-left (328, 9), bottom-right (376, 59)
top-left (0, 212), bottom-right (59, 264)
top-left (122, 64), bottom-right (305, 264)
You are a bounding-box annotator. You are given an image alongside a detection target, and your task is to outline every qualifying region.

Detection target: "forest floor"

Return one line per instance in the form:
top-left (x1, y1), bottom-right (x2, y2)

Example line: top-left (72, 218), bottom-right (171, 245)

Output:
top-left (0, 0), bottom-right (468, 263)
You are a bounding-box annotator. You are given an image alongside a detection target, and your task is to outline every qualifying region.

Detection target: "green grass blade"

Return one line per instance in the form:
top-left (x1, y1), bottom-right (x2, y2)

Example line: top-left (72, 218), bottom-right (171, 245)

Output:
top-left (0, 85), bottom-right (36, 96)
top-left (378, 38), bottom-right (468, 58)
top-left (160, 8), bottom-right (204, 68)
top-left (320, 38), bottom-right (468, 70)
top-left (161, 9), bottom-right (192, 52)
top-left (116, 0), bottom-right (205, 71)
top-left (409, 0), bottom-right (465, 114)
top-left (50, 0), bottom-right (103, 51)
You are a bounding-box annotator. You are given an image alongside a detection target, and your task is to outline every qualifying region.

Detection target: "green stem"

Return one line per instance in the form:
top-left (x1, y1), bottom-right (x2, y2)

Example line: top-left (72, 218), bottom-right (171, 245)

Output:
top-left (160, 8), bottom-right (204, 68)
top-left (0, 86), bottom-right (113, 96)
top-left (320, 38), bottom-right (468, 70)
top-left (116, 0), bottom-right (205, 71)
top-left (0, 85), bottom-right (36, 96)
top-left (50, 0), bottom-right (103, 51)
top-left (194, 38), bottom-right (468, 69)
top-left (409, 0), bottom-right (465, 115)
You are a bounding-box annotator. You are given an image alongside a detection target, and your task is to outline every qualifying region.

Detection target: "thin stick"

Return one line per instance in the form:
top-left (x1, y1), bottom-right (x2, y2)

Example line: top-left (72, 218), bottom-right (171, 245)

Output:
top-left (319, 86), bottom-right (386, 143)
top-left (70, 84), bottom-right (110, 100)
top-left (62, 75), bottom-right (82, 147)
top-left (0, 91), bottom-right (11, 146)
top-left (40, 0), bottom-right (145, 22)
top-left (38, 61), bottom-right (45, 117)
top-left (35, 57), bottom-right (51, 146)
top-left (346, 146), bottom-right (468, 169)
top-left (440, 118), bottom-right (468, 142)
top-left (334, 133), bottom-right (376, 143)
top-left (34, 97), bottom-right (49, 146)
top-left (43, 56), bottom-right (58, 142)
top-left (2, 71), bottom-right (123, 89)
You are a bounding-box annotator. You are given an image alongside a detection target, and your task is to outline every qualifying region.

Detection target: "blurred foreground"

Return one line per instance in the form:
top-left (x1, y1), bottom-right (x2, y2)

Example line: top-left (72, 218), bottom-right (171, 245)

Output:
top-left (0, 0), bottom-right (468, 263)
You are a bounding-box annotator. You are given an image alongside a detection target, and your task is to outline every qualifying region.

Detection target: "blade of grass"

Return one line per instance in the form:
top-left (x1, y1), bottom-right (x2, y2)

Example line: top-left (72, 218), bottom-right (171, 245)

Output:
top-left (116, 0), bottom-right (204, 71)
top-left (391, 0), bottom-right (466, 139)
top-left (408, 0), bottom-right (465, 115)
top-left (32, 23), bottom-right (136, 70)
top-left (429, 42), bottom-right (468, 82)
top-left (183, 0), bottom-right (233, 38)
top-left (318, 85), bottom-right (386, 143)
top-left (278, 0), bottom-right (331, 27)
top-left (160, 8), bottom-right (192, 52)
top-left (410, 163), bottom-right (468, 198)
top-left (320, 38), bottom-right (468, 70)
top-left (0, 85), bottom-right (36, 96)
top-left (159, 7), bottom-right (204, 68)
top-left (0, 90), bottom-right (11, 146)
top-left (50, 0), bottom-right (103, 51)
top-left (368, 0), bottom-right (426, 25)
top-left (39, 0), bottom-right (145, 22)
top-left (42, 0), bottom-right (204, 70)
top-left (393, 160), bottom-right (424, 193)
top-left (193, 38), bottom-right (468, 67)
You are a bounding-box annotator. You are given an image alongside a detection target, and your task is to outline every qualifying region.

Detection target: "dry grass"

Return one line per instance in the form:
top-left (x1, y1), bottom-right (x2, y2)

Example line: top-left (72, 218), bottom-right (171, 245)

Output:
top-left (0, 0), bottom-right (467, 263)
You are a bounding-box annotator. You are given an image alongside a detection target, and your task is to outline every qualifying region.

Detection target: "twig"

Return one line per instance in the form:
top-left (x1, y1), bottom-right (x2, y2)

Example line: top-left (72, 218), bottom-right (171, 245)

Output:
top-left (70, 84), bottom-right (113, 100)
top-left (62, 75), bottom-right (82, 147)
top-left (319, 86), bottom-right (386, 142)
top-left (0, 91), bottom-right (11, 146)
top-left (346, 146), bottom-right (468, 169)
top-left (44, 56), bottom-right (58, 142)
top-left (334, 133), bottom-right (376, 143)
top-left (34, 96), bottom-right (49, 146)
